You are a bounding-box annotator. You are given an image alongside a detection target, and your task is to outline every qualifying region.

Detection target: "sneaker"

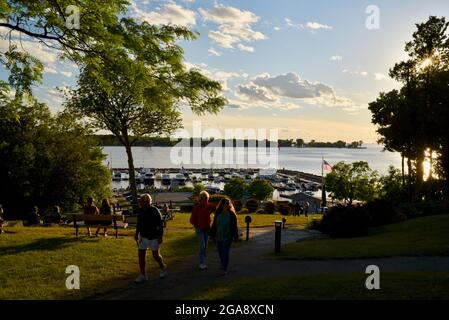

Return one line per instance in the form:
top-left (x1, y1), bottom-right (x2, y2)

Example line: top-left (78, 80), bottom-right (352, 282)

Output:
top-left (199, 264), bottom-right (208, 270)
top-left (159, 265), bottom-right (168, 278)
top-left (134, 274), bottom-right (147, 283)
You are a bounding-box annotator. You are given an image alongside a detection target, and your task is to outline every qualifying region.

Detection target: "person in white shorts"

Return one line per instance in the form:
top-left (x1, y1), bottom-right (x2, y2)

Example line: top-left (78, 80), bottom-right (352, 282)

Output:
top-left (134, 194), bottom-right (167, 283)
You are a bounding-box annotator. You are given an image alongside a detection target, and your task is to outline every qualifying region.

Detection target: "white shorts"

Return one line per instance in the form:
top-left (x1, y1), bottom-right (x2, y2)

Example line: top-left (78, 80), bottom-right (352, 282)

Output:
top-left (138, 235), bottom-right (160, 251)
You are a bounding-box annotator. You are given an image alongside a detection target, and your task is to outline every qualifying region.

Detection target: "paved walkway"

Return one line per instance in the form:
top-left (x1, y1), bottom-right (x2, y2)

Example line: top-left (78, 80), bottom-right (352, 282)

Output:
top-left (98, 227), bottom-right (449, 300)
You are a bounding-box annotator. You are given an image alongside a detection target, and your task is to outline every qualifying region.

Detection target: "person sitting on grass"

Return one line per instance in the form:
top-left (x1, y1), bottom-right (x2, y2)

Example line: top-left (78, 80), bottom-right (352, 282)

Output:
top-left (43, 205), bottom-right (62, 224)
top-left (96, 199), bottom-right (112, 237)
top-left (0, 204), bottom-right (5, 234)
top-left (28, 206), bottom-right (42, 226)
top-left (83, 197), bottom-right (99, 237)
top-left (209, 197), bottom-right (239, 276)
top-left (134, 194), bottom-right (167, 283)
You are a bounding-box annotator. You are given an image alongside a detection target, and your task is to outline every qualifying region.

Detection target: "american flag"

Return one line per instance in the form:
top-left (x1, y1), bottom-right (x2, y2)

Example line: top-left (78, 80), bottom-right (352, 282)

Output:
top-left (323, 160), bottom-right (333, 172)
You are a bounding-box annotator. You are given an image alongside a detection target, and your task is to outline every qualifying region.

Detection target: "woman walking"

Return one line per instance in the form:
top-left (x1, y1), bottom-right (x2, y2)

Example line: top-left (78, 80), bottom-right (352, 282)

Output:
top-left (209, 197), bottom-right (239, 276)
top-left (189, 191), bottom-right (217, 270)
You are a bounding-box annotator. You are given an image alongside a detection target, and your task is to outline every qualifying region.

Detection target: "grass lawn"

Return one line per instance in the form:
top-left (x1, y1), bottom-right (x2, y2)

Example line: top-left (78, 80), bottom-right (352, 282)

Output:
top-left (0, 225), bottom-right (197, 299)
top-left (167, 213), bottom-right (322, 229)
top-left (276, 214), bottom-right (449, 260)
top-left (188, 272), bottom-right (449, 300)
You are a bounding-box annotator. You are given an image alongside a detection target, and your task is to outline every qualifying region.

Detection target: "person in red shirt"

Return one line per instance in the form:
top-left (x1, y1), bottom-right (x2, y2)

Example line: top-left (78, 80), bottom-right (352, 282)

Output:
top-left (190, 191), bottom-right (217, 270)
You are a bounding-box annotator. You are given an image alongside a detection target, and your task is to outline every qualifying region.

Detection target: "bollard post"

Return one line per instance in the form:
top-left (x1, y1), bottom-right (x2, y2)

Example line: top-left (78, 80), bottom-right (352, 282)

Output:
top-left (275, 220), bottom-right (282, 253)
top-left (245, 215), bottom-right (252, 241)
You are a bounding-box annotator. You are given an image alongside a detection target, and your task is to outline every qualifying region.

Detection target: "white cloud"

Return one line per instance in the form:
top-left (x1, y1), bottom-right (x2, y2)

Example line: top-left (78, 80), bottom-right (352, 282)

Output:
top-left (274, 26), bottom-right (281, 31)
top-left (131, 1), bottom-right (196, 27)
top-left (199, 3), bottom-right (267, 51)
top-left (237, 44), bottom-right (254, 52)
top-left (60, 71), bottom-right (73, 78)
top-left (208, 30), bottom-right (237, 48)
top-left (331, 55), bottom-right (343, 61)
top-left (236, 84), bottom-right (277, 102)
top-left (374, 73), bottom-right (388, 81)
top-left (304, 22), bottom-right (333, 30)
top-left (199, 4), bottom-right (259, 26)
top-left (236, 72), bottom-right (354, 109)
top-left (208, 47), bottom-right (221, 56)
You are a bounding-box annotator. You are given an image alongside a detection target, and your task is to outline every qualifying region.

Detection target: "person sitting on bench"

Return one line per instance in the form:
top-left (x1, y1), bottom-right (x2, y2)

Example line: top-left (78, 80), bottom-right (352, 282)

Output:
top-left (83, 197), bottom-right (99, 237)
top-left (95, 199), bottom-right (112, 237)
top-left (28, 206), bottom-right (42, 226)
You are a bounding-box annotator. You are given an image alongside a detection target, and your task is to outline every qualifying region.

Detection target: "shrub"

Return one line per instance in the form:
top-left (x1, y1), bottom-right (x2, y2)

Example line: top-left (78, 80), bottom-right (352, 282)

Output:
top-left (245, 199), bottom-right (259, 213)
top-left (264, 201), bottom-right (275, 214)
top-left (278, 204), bottom-right (291, 216)
top-left (233, 200), bottom-right (243, 212)
top-left (306, 218), bottom-right (322, 231)
top-left (363, 199), bottom-right (406, 227)
top-left (321, 205), bottom-right (371, 238)
top-left (238, 208), bottom-right (249, 215)
top-left (256, 208), bottom-right (266, 214)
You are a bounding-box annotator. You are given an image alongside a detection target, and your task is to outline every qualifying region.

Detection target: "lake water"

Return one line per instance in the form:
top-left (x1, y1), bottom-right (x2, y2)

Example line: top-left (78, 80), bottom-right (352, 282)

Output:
top-left (102, 144), bottom-right (401, 176)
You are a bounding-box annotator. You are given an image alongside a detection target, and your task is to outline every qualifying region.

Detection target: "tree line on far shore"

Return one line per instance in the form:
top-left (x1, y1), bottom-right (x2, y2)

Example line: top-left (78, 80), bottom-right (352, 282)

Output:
top-left (97, 135), bottom-right (364, 149)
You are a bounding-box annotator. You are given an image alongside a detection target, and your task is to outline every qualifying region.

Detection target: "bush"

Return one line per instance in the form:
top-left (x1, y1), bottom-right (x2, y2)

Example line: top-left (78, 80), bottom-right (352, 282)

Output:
top-left (363, 199), bottom-right (406, 227)
top-left (264, 201), bottom-right (275, 214)
top-left (245, 199), bottom-right (259, 213)
top-left (321, 205), bottom-right (371, 238)
top-left (278, 204), bottom-right (291, 216)
top-left (306, 218), bottom-right (322, 231)
top-left (233, 200), bottom-right (243, 212)
top-left (238, 208), bottom-right (249, 215)
top-left (256, 208), bottom-right (266, 214)
top-left (397, 200), bottom-right (449, 219)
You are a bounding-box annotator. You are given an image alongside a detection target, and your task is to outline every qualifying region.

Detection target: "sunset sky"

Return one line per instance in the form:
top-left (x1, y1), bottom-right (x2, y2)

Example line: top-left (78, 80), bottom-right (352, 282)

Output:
top-left (2, 0), bottom-right (449, 142)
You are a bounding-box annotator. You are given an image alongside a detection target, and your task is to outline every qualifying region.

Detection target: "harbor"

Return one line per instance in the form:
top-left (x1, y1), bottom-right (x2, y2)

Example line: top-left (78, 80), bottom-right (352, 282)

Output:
top-left (110, 167), bottom-right (327, 204)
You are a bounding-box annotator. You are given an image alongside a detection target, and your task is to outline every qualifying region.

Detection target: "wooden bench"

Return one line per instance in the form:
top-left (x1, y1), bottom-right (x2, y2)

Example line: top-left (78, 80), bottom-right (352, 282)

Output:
top-left (67, 214), bottom-right (128, 238)
top-left (124, 209), bottom-right (179, 228)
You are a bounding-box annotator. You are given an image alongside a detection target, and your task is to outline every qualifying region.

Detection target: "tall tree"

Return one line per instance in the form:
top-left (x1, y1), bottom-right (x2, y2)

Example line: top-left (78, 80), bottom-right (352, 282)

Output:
top-left (67, 21), bottom-right (226, 208)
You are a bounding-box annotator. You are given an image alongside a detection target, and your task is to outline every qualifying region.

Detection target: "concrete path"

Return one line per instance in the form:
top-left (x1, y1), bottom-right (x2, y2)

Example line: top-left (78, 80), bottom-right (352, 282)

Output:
top-left (97, 227), bottom-right (449, 300)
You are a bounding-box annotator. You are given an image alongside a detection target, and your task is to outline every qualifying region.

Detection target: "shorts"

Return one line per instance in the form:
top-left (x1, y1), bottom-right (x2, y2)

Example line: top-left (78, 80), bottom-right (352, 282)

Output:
top-left (138, 235), bottom-right (160, 251)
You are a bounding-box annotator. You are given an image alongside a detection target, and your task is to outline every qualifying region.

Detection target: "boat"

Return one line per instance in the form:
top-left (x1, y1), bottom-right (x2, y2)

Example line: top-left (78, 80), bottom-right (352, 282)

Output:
top-left (112, 171), bottom-right (122, 181)
top-left (162, 174), bottom-right (171, 186)
top-left (155, 172), bottom-right (162, 180)
top-left (205, 186), bottom-right (221, 194)
top-left (224, 174), bottom-right (232, 181)
top-left (175, 173), bottom-right (186, 186)
top-left (143, 172), bottom-right (155, 185)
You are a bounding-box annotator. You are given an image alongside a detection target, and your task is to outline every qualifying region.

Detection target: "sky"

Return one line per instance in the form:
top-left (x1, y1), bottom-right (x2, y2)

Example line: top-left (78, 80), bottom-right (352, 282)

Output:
top-left (2, 0), bottom-right (449, 143)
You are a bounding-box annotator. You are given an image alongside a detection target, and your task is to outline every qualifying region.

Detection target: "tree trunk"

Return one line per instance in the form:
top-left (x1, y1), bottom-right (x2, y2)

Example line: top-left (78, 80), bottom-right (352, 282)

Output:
top-left (415, 149), bottom-right (425, 201)
top-left (407, 156), bottom-right (413, 201)
top-left (123, 137), bottom-right (139, 212)
top-left (401, 154), bottom-right (405, 187)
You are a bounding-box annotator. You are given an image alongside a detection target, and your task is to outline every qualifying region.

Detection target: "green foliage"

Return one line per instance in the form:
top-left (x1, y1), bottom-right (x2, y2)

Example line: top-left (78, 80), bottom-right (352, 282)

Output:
top-left (192, 184), bottom-right (206, 198)
top-left (369, 16), bottom-right (449, 200)
top-left (325, 161), bottom-right (380, 204)
top-left (379, 166), bottom-right (408, 204)
top-left (246, 179), bottom-right (274, 201)
top-left (0, 87), bottom-right (110, 217)
top-left (224, 178), bottom-right (247, 200)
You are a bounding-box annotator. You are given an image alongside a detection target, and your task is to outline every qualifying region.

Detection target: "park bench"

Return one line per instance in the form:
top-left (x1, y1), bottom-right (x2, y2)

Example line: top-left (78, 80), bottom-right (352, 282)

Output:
top-left (67, 214), bottom-right (128, 238)
top-left (124, 208), bottom-right (179, 228)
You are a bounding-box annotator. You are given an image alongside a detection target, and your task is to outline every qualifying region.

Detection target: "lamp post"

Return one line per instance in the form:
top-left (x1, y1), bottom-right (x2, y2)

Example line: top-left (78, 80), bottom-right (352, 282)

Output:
top-left (274, 220), bottom-right (282, 253)
top-left (245, 215), bottom-right (252, 241)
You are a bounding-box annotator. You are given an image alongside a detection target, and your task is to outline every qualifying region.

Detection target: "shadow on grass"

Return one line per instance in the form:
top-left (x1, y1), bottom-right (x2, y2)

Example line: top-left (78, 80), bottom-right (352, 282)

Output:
top-left (62, 232), bottom-right (199, 300)
top-left (0, 236), bottom-right (98, 255)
